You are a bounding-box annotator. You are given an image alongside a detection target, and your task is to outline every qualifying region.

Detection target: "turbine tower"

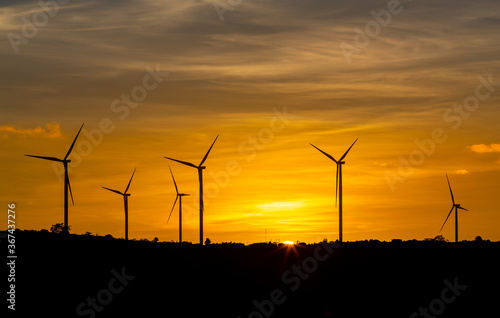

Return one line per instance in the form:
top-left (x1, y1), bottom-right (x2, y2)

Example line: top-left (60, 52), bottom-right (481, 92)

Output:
top-left (440, 173), bottom-right (468, 242)
top-left (310, 138), bottom-right (358, 243)
top-left (165, 135), bottom-right (218, 245)
top-left (102, 168), bottom-right (136, 241)
top-left (25, 123), bottom-right (84, 234)
top-left (167, 166), bottom-right (190, 243)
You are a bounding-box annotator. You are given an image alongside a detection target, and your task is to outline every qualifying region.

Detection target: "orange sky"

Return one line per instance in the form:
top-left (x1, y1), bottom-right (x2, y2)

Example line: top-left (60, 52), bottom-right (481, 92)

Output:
top-left (1, 0), bottom-right (500, 243)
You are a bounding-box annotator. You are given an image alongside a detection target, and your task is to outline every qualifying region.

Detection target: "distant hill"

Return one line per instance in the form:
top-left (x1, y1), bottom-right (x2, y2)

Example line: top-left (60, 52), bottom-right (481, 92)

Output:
top-left (4, 230), bottom-right (500, 317)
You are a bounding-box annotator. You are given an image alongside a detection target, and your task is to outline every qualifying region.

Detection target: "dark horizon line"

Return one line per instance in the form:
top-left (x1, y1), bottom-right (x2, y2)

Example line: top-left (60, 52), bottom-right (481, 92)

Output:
top-left (3, 228), bottom-right (496, 244)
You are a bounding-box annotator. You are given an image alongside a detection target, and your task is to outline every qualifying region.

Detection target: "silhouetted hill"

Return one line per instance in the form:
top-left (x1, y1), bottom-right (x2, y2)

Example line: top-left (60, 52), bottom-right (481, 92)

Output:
top-left (4, 230), bottom-right (500, 317)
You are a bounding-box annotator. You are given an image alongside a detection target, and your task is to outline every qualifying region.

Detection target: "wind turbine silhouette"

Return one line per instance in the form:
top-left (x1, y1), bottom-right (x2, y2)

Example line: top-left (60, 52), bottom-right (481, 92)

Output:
top-left (25, 123), bottom-right (84, 234)
top-left (165, 135), bottom-right (218, 245)
top-left (102, 168), bottom-right (136, 241)
top-left (439, 173), bottom-right (468, 242)
top-left (310, 138), bottom-right (358, 243)
top-left (167, 166), bottom-right (190, 243)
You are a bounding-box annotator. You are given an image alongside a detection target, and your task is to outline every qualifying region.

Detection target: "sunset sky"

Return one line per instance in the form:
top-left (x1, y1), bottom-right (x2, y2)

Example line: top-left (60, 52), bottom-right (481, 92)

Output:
top-left (1, 0), bottom-right (499, 243)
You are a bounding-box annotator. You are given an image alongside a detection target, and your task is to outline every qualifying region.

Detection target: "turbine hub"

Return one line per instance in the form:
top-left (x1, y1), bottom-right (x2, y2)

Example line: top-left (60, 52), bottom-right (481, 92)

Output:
top-left (339, 161), bottom-right (345, 165)
top-left (200, 166), bottom-right (206, 170)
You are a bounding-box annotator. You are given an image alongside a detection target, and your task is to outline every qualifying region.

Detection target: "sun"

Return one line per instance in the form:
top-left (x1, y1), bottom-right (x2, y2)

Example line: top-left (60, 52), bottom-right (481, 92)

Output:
top-left (283, 240), bottom-right (295, 245)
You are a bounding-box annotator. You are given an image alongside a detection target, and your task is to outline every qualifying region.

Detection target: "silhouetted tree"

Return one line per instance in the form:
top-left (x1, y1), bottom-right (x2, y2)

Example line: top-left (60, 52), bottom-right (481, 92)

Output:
top-left (50, 223), bottom-right (71, 233)
top-left (104, 234), bottom-right (114, 239)
top-left (205, 237), bottom-right (211, 245)
top-left (84, 231), bottom-right (92, 236)
top-left (433, 235), bottom-right (448, 242)
top-left (153, 237), bottom-right (159, 243)
top-left (475, 236), bottom-right (483, 242)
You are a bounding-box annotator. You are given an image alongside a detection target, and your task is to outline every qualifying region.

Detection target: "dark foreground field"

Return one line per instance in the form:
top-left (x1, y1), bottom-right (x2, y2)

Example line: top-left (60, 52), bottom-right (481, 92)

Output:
top-left (3, 231), bottom-right (500, 318)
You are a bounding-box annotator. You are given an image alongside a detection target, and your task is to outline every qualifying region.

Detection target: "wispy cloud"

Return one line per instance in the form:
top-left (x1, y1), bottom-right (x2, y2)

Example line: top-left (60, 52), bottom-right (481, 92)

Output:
top-left (0, 123), bottom-right (61, 138)
top-left (0, 0), bottom-right (499, 127)
top-left (453, 169), bottom-right (469, 175)
top-left (466, 143), bottom-right (500, 153)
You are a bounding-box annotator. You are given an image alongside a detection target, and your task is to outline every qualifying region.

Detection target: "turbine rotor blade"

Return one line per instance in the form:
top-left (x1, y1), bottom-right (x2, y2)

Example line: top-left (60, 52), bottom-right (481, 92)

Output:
top-left (64, 123), bottom-right (84, 160)
top-left (169, 166), bottom-right (179, 195)
top-left (310, 143), bottom-right (338, 163)
top-left (167, 196), bottom-right (179, 224)
top-left (199, 135), bottom-right (219, 167)
top-left (164, 157), bottom-right (198, 169)
top-left (446, 173), bottom-right (455, 205)
top-left (125, 168), bottom-right (136, 194)
top-left (439, 206), bottom-right (455, 232)
top-left (66, 173), bottom-right (74, 206)
top-left (458, 206), bottom-right (468, 211)
top-left (25, 154), bottom-right (63, 162)
top-left (339, 138), bottom-right (358, 162)
top-left (102, 187), bottom-right (124, 196)
top-left (335, 165), bottom-right (339, 207)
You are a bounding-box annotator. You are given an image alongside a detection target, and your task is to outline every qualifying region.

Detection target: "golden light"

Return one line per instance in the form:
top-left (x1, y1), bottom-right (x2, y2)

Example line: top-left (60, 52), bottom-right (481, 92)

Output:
top-left (283, 240), bottom-right (295, 245)
top-left (257, 201), bottom-right (306, 212)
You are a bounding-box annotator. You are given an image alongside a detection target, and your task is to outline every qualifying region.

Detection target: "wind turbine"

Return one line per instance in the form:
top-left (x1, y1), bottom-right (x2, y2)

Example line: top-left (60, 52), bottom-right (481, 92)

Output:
top-left (167, 166), bottom-right (190, 243)
top-left (310, 138), bottom-right (358, 243)
top-left (25, 123), bottom-right (84, 234)
top-left (439, 173), bottom-right (468, 242)
top-left (102, 168), bottom-right (136, 241)
top-left (165, 135), bottom-right (219, 245)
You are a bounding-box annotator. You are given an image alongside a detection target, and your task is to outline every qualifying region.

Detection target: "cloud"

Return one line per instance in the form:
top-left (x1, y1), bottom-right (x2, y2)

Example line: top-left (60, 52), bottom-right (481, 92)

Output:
top-left (1, 0), bottom-right (500, 122)
top-left (466, 143), bottom-right (500, 153)
top-left (453, 169), bottom-right (469, 175)
top-left (0, 123), bottom-right (61, 138)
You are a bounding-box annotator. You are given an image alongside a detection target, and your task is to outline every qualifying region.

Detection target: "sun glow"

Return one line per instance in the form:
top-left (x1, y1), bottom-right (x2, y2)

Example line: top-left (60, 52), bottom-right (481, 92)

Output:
top-left (283, 241), bottom-right (295, 245)
top-left (257, 201), bottom-right (306, 212)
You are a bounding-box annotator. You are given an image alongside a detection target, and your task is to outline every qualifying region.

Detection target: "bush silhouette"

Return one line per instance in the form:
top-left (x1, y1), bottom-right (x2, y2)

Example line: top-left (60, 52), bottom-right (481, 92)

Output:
top-left (50, 223), bottom-right (71, 233)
